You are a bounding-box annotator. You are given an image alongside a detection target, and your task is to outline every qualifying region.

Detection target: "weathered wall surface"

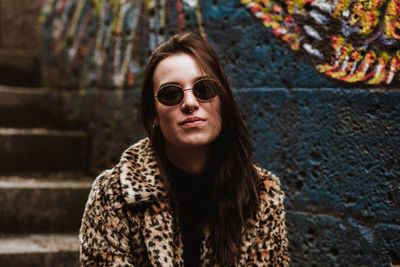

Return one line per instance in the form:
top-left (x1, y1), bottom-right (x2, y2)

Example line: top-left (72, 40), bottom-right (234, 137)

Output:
top-left (237, 88), bottom-right (400, 266)
top-left (41, 0), bottom-right (400, 266)
top-left (0, 0), bottom-right (41, 50)
top-left (0, 0), bottom-right (42, 86)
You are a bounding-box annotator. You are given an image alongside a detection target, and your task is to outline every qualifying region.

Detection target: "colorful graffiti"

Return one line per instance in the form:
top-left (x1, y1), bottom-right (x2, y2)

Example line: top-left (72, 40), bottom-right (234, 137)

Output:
top-left (40, 0), bottom-right (400, 88)
top-left (40, 0), bottom-right (204, 88)
top-left (242, 0), bottom-right (400, 85)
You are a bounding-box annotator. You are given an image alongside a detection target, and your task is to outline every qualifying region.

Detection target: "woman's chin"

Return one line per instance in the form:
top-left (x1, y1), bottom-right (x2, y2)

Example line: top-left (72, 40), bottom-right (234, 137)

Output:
top-left (167, 136), bottom-right (213, 149)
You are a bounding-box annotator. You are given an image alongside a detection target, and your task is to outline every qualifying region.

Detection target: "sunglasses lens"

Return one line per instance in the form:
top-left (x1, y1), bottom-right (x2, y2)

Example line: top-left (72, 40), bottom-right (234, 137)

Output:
top-left (193, 79), bottom-right (219, 100)
top-left (157, 85), bottom-right (183, 106)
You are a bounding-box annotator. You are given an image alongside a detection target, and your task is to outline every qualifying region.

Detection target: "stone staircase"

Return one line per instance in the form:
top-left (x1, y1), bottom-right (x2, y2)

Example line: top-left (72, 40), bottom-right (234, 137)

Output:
top-left (0, 1), bottom-right (94, 265)
top-left (0, 64), bottom-right (91, 266)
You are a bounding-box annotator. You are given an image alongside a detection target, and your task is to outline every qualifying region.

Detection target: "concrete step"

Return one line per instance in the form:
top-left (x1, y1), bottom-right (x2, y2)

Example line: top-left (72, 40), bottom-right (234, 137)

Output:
top-left (0, 49), bottom-right (40, 87)
top-left (0, 86), bottom-right (79, 129)
top-left (0, 234), bottom-right (79, 267)
top-left (0, 177), bottom-right (92, 233)
top-left (0, 128), bottom-right (88, 175)
top-left (2, 170), bottom-right (93, 181)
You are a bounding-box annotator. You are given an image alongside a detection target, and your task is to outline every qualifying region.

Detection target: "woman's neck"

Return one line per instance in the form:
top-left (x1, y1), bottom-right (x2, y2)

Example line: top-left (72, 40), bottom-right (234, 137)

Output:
top-left (164, 142), bottom-right (210, 175)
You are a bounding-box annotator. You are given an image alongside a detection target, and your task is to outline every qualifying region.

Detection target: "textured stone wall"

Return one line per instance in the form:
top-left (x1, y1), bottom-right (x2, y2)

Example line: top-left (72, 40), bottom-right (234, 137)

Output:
top-left (41, 0), bottom-right (400, 266)
top-left (236, 88), bottom-right (400, 266)
top-left (0, 0), bottom-right (42, 86)
top-left (0, 0), bottom-right (41, 50)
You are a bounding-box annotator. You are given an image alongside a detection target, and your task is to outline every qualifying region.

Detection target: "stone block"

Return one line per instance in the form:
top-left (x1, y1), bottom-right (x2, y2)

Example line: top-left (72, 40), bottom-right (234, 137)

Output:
top-left (0, 234), bottom-right (79, 267)
top-left (287, 211), bottom-right (376, 266)
top-left (0, 250), bottom-right (79, 267)
top-left (0, 51), bottom-right (40, 86)
top-left (0, 0), bottom-right (42, 50)
top-left (0, 128), bottom-right (89, 175)
top-left (373, 224), bottom-right (400, 266)
top-left (0, 86), bottom-right (61, 128)
top-left (0, 178), bottom-right (92, 233)
top-left (56, 89), bottom-right (145, 174)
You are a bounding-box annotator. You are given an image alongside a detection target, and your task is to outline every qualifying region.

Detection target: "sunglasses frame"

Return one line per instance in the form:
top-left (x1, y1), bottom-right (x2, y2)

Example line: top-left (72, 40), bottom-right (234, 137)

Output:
top-left (154, 78), bottom-right (221, 106)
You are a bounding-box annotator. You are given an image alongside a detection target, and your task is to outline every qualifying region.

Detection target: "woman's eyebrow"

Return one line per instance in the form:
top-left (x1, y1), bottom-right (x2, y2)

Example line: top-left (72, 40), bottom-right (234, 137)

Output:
top-left (193, 76), bottom-right (211, 83)
top-left (159, 81), bottom-right (180, 89)
top-left (158, 76), bottom-right (210, 89)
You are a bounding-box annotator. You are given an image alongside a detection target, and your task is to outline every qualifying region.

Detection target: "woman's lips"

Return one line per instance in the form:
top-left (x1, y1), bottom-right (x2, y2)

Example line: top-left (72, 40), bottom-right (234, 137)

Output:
top-left (179, 117), bottom-right (205, 127)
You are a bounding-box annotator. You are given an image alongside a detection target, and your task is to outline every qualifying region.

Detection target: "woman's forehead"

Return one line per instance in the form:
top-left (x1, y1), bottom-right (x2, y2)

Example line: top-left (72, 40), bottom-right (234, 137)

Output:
top-left (152, 53), bottom-right (207, 88)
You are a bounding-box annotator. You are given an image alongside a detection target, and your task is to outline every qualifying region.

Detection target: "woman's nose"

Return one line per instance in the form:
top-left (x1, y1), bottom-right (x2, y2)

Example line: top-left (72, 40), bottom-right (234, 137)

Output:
top-left (181, 89), bottom-right (199, 113)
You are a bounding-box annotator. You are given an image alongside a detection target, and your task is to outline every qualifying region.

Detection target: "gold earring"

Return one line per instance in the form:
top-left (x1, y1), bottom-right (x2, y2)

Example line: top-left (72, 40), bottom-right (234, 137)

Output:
top-left (152, 121), bottom-right (159, 129)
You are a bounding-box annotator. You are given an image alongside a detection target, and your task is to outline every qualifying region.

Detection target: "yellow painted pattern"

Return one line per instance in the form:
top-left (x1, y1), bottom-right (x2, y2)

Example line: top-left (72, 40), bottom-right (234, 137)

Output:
top-left (243, 0), bottom-right (400, 84)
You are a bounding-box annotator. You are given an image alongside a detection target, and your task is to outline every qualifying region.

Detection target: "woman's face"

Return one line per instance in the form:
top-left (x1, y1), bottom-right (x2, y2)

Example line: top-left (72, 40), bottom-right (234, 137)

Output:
top-left (153, 53), bottom-right (222, 150)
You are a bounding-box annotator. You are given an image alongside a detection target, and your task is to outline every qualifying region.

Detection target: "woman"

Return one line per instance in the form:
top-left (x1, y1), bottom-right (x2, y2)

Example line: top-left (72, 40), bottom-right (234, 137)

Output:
top-left (79, 32), bottom-right (289, 266)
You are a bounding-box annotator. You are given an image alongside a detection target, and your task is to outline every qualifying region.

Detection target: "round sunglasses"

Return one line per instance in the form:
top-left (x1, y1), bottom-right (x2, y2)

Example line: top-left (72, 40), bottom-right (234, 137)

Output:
top-left (154, 78), bottom-right (221, 106)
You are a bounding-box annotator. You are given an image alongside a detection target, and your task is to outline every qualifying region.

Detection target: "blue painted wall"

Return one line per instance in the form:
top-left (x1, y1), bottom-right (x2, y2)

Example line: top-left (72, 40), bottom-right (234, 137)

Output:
top-left (236, 88), bottom-right (400, 266)
top-left (198, 3), bottom-right (400, 265)
top-left (42, 1), bottom-right (400, 266)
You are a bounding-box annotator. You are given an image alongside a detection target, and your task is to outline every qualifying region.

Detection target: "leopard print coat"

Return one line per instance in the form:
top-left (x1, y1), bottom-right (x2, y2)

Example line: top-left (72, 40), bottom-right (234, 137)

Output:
top-left (79, 138), bottom-right (289, 266)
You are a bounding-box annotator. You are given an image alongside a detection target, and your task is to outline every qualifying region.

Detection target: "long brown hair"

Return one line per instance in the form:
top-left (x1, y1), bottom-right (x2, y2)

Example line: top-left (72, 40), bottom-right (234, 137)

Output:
top-left (138, 32), bottom-right (259, 265)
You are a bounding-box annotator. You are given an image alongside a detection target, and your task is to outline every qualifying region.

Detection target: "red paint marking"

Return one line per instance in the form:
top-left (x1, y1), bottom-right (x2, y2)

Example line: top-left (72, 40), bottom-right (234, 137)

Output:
top-left (177, 0), bottom-right (185, 32)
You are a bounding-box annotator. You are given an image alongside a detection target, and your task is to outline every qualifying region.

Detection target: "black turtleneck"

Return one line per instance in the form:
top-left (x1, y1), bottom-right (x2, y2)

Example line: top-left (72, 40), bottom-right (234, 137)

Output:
top-left (168, 162), bottom-right (212, 267)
